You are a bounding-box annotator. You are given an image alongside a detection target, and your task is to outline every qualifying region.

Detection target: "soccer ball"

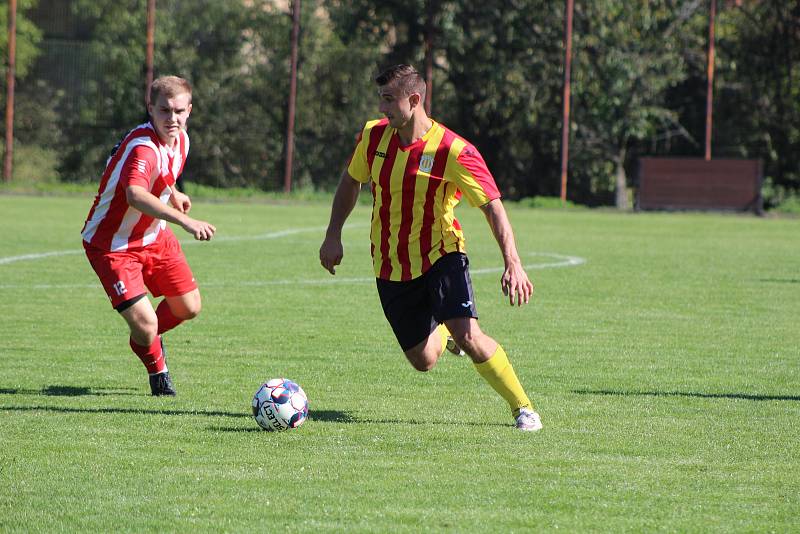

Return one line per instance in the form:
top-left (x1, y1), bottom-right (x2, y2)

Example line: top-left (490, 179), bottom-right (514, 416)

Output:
top-left (252, 378), bottom-right (309, 431)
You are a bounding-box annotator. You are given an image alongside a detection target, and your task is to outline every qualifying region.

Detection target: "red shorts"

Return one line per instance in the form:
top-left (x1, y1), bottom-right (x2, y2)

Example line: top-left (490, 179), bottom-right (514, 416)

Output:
top-left (84, 228), bottom-right (197, 309)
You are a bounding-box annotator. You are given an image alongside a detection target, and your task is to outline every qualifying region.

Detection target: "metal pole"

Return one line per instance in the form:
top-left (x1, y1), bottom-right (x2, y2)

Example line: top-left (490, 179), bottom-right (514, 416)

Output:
top-left (3, 0), bottom-right (17, 182)
top-left (145, 0), bottom-right (156, 106)
top-left (424, 0), bottom-right (434, 115)
top-left (704, 0), bottom-right (716, 161)
top-left (559, 0), bottom-right (574, 204)
top-left (283, 0), bottom-right (300, 193)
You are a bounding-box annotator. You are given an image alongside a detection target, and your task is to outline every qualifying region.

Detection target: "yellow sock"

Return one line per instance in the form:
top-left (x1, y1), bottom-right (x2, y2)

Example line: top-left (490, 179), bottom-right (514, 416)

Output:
top-left (435, 324), bottom-right (449, 357)
top-left (473, 345), bottom-right (533, 416)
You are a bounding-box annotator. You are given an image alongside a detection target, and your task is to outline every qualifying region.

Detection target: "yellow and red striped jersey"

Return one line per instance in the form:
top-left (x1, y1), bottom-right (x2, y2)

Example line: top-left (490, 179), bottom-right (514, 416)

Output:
top-left (348, 118), bottom-right (501, 281)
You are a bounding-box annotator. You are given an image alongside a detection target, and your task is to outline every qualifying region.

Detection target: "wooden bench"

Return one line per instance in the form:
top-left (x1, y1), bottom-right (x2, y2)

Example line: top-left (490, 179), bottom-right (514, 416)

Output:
top-left (637, 157), bottom-right (763, 213)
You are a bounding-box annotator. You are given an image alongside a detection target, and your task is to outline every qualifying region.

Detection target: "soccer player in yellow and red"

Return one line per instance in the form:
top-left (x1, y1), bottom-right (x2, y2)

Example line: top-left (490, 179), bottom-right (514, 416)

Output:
top-left (82, 76), bottom-right (216, 396)
top-left (319, 64), bottom-right (542, 431)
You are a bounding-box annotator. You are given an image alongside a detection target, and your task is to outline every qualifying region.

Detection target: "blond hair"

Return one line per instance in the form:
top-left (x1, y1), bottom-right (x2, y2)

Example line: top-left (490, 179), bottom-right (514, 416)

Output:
top-left (149, 75), bottom-right (192, 105)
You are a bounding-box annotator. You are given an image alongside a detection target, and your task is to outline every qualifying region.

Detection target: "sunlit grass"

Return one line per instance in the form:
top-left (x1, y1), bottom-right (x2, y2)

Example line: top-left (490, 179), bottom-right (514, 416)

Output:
top-left (1, 195), bottom-right (798, 532)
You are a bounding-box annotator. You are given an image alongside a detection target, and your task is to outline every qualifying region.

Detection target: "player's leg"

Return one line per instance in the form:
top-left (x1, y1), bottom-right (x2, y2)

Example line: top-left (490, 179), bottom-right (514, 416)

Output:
top-left (159, 288), bottom-right (201, 333)
top-left (134, 232), bottom-right (199, 396)
top-left (405, 323), bottom-right (470, 370)
top-left (444, 317), bottom-right (539, 428)
top-left (442, 316), bottom-right (494, 362)
top-left (120, 295), bottom-right (158, 347)
top-left (119, 296), bottom-right (163, 371)
top-left (376, 277), bottom-right (442, 371)
top-left (431, 253), bottom-right (541, 431)
top-left (118, 296), bottom-right (175, 396)
top-left (147, 228), bottom-right (200, 335)
top-left (85, 244), bottom-right (173, 395)
top-left (403, 330), bottom-right (444, 371)
top-left (435, 323), bottom-right (466, 356)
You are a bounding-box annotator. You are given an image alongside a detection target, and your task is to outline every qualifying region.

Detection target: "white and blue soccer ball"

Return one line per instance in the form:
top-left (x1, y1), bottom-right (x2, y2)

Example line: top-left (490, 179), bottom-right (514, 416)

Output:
top-left (252, 378), bottom-right (309, 431)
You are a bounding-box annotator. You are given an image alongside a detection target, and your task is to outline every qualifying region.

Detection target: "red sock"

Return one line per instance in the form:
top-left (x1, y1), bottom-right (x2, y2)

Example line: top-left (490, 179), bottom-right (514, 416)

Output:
top-left (156, 300), bottom-right (183, 335)
top-left (129, 337), bottom-right (166, 374)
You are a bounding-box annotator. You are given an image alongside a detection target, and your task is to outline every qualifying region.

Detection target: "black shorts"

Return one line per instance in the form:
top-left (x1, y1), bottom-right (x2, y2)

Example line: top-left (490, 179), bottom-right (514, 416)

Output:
top-left (376, 252), bottom-right (478, 351)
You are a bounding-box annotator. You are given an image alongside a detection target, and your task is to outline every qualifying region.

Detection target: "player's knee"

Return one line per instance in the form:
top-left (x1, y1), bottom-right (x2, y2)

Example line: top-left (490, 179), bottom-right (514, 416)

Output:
top-left (173, 297), bottom-right (201, 320)
top-left (410, 358), bottom-right (436, 372)
top-left (130, 318), bottom-right (158, 346)
top-left (405, 349), bottom-right (437, 372)
top-left (175, 304), bottom-right (200, 321)
top-left (452, 330), bottom-right (482, 355)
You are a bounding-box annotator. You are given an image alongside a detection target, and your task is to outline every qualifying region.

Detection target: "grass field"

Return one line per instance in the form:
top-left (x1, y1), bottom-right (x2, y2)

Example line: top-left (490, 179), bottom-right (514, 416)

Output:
top-left (1, 195), bottom-right (798, 532)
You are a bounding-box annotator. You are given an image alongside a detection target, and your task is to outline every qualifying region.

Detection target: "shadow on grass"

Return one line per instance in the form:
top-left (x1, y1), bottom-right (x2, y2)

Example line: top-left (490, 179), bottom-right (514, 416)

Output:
top-left (210, 415), bottom-right (510, 432)
top-left (758, 278), bottom-right (800, 284)
top-left (0, 405), bottom-right (250, 418)
top-left (354, 417), bottom-right (510, 428)
top-left (0, 404), bottom-right (357, 425)
top-left (0, 385), bottom-right (138, 397)
top-left (210, 410), bottom-right (357, 432)
top-left (1, 402), bottom-right (508, 430)
top-left (574, 389), bottom-right (800, 402)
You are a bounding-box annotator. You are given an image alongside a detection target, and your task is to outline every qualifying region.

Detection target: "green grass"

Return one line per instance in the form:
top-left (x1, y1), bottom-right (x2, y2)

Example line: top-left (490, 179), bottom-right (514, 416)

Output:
top-left (0, 194), bottom-right (798, 532)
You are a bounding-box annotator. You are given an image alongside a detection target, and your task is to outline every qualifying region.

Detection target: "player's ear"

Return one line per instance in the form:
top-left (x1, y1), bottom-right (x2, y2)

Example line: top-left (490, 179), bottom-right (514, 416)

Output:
top-left (408, 92), bottom-right (421, 109)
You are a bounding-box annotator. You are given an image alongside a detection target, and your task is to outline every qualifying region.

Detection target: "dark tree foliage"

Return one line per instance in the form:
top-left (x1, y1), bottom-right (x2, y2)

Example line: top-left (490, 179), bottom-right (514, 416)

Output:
top-left (14, 0), bottom-right (800, 206)
top-left (713, 1), bottom-right (800, 207)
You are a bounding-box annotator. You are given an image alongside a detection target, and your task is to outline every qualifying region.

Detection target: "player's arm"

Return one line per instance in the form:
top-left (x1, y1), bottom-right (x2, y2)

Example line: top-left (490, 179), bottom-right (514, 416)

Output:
top-left (126, 185), bottom-right (216, 241)
top-left (170, 188), bottom-right (192, 214)
top-left (319, 170), bottom-right (362, 275)
top-left (121, 144), bottom-right (215, 241)
top-left (479, 198), bottom-right (533, 306)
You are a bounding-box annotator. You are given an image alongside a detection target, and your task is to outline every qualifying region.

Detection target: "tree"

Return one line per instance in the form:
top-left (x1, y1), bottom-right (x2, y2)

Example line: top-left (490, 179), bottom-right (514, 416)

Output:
top-left (437, 1), bottom-right (565, 199)
top-left (59, 0), bottom-right (301, 187)
top-left (0, 0), bottom-right (43, 80)
top-left (714, 1), bottom-right (800, 205)
top-left (327, 0), bottom-right (566, 199)
top-left (0, 0), bottom-right (63, 183)
top-left (20, 0), bottom-right (799, 205)
top-left (56, 0), bottom-right (382, 191)
top-left (570, 0), bottom-right (703, 208)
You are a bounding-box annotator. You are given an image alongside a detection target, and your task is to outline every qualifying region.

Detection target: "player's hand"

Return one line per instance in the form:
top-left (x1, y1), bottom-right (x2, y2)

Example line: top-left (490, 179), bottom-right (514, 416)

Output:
top-left (501, 260), bottom-right (534, 306)
top-left (171, 190), bottom-right (192, 213)
top-left (183, 218), bottom-right (216, 241)
top-left (319, 237), bottom-right (343, 275)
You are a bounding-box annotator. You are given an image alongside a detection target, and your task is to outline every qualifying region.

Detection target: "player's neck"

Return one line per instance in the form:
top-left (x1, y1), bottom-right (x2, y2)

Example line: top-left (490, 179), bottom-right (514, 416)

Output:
top-left (396, 115), bottom-right (433, 146)
top-left (157, 133), bottom-right (179, 150)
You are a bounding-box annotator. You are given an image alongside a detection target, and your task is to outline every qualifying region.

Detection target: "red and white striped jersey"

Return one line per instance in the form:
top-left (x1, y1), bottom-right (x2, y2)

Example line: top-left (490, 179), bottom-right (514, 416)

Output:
top-left (81, 123), bottom-right (189, 251)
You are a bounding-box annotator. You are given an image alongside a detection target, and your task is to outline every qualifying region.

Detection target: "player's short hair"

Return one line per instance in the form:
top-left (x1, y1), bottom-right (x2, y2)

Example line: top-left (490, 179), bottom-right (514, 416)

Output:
top-left (375, 64), bottom-right (426, 100)
top-left (149, 75), bottom-right (193, 105)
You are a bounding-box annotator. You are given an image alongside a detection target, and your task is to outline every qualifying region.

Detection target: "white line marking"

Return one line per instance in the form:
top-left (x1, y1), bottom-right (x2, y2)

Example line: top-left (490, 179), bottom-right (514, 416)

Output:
top-left (0, 226), bottom-right (586, 289)
top-left (472, 252), bottom-right (586, 274)
top-left (199, 225), bottom-right (336, 244)
top-left (0, 249), bottom-right (84, 265)
top-left (0, 225), bottom-right (347, 265)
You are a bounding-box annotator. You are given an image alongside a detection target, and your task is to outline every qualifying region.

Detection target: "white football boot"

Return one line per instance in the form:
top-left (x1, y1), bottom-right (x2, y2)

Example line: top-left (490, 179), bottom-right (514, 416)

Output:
top-left (445, 336), bottom-right (466, 357)
top-left (515, 408), bottom-right (543, 431)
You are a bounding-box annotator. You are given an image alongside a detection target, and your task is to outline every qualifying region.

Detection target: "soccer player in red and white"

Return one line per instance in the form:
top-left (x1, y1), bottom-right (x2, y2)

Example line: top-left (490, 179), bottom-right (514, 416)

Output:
top-left (319, 65), bottom-right (542, 431)
top-left (82, 75), bottom-right (216, 396)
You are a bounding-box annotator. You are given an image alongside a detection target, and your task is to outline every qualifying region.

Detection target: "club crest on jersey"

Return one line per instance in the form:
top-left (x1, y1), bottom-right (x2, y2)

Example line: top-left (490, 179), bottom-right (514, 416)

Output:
top-left (419, 154), bottom-right (434, 173)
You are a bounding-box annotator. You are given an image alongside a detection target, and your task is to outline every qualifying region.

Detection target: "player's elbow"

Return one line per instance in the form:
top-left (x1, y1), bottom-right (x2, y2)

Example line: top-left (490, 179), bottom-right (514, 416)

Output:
top-left (125, 186), bottom-right (146, 209)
